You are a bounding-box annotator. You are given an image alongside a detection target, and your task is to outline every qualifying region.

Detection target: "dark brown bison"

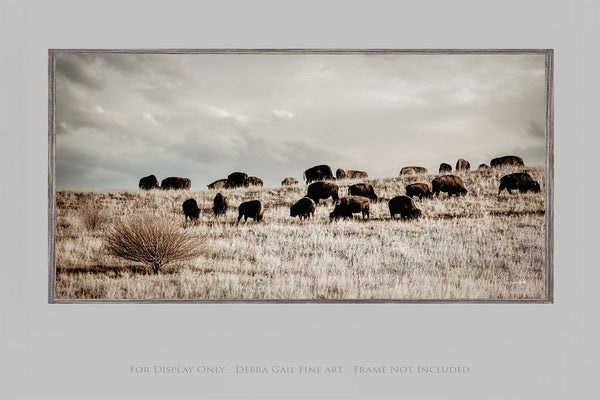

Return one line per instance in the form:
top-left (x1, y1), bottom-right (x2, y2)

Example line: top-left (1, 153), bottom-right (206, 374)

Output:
top-left (182, 198), bottom-right (200, 220)
top-left (336, 169), bottom-right (368, 179)
top-left (226, 172), bottom-right (248, 188)
top-left (207, 179), bottom-right (227, 189)
top-left (290, 197), bottom-right (316, 220)
top-left (477, 164), bottom-right (490, 171)
top-left (304, 164), bottom-right (335, 183)
top-left (348, 183), bottom-right (378, 201)
top-left (432, 175), bottom-right (467, 197)
top-left (161, 177), bottom-right (191, 190)
top-left (281, 177), bottom-right (298, 186)
top-left (405, 183), bottom-right (432, 199)
top-left (400, 166), bottom-right (427, 175)
top-left (329, 196), bottom-right (370, 220)
top-left (439, 163), bottom-right (452, 174)
top-left (388, 196), bottom-right (421, 219)
top-left (139, 174), bottom-right (159, 190)
top-left (247, 176), bottom-right (264, 186)
top-left (213, 193), bottom-right (228, 216)
top-left (498, 172), bottom-right (541, 194)
top-left (491, 155), bottom-right (525, 168)
top-left (237, 200), bottom-right (264, 222)
top-left (307, 182), bottom-right (339, 204)
top-left (455, 158), bottom-right (470, 171)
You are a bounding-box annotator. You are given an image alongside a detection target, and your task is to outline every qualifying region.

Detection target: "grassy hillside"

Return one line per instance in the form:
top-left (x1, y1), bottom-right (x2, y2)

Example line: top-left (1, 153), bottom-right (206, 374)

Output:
top-left (54, 166), bottom-right (546, 300)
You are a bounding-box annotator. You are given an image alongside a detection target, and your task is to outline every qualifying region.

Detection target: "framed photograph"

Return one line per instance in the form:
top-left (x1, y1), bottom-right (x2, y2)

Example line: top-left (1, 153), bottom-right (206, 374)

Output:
top-left (2, 2), bottom-right (598, 399)
top-left (49, 49), bottom-right (553, 303)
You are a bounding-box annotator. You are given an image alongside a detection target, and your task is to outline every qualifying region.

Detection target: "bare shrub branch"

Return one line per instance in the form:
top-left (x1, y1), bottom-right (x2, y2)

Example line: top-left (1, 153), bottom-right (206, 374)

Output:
top-left (104, 214), bottom-right (204, 274)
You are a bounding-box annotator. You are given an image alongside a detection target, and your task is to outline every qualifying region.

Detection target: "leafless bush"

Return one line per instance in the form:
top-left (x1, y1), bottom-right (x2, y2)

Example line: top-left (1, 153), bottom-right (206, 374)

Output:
top-left (80, 198), bottom-right (108, 231)
top-left (104, 214), bottom-right (204, 274)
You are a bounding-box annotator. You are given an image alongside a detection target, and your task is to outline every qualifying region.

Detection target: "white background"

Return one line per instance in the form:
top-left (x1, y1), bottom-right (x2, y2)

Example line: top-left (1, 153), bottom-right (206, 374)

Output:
top-left (1, 1), bottom-right (598, 399)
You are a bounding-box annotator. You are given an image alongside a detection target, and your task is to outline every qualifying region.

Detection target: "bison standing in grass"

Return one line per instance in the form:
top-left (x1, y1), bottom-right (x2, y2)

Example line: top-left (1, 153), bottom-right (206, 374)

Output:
top-left (329, 196), bottom-right (370, 220)
top-left (307, 182), bottom-right (339, 204)
top-left (162, 177), bottom-right (191, 190)
top-left (439, 163), bottom-right (452, 174)
top-left (498, 172), bottom-right (540, 194)
top-left (182, 198), bottom-right (200, 221)
top-left (207, 179), bottom-right (227, 189)
top-left (388, 196), bottom-right (421, 219)
top-left (226, 172), bottom-right (248, 188)
top-left (400, 166), bottom-right (427, 175)
top-left (337, 169), bottom-right (368, 179)
top-left (290, 197), bottom-right (316, 220)
top-left (304, 164), bottom-right (335, 183)
top-left (237, 200), bottom-right (264, 222)
top-left (405, 183), bottom-right (432, 199)
top-left (491, 155), bottom-right (525, 168)
top-left (281, 177), bottom-right (298, 186)
top-left (348, 183), bottom-right (378, 201)
top-left (139, 174), bottom-right (159, 190)
top-left (432, 175), bottom-right (467, 197)
top-left (477, 164), bottom-right (490, 171)
top-left (213, 193), bottom-right (228, 216)
top-left (455, 158), bottom-right (471, 171)
top-left (247, 176), bottom-right (264, 187)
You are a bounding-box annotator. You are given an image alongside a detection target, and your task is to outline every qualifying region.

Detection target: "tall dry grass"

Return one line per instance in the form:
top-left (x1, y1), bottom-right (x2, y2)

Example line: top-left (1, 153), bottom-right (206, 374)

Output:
top-left (54, 166), bottom-right (546, 300)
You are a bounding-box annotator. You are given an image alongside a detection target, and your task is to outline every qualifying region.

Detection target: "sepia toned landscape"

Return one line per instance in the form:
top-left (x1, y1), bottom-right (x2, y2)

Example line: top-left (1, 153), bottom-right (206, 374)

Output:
top-left (52, 51), bottom-right (550, 301)
top-left (55, 164), bottom-right (545, 300)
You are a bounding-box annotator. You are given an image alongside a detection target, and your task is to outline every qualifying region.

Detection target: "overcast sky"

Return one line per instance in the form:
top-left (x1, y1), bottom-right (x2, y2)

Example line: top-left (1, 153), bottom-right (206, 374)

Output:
top-left (55, 53), bottom-right (546, 190)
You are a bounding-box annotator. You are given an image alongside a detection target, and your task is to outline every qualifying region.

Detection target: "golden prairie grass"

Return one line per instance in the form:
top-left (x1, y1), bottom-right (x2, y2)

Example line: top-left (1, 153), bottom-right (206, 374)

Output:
top-left (54, 166), bottom-right (546, 300)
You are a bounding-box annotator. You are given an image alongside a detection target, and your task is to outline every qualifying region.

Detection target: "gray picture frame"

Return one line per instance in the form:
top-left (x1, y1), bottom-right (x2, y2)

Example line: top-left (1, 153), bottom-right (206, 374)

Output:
top-left (48, 48), bottom-right (554, 304)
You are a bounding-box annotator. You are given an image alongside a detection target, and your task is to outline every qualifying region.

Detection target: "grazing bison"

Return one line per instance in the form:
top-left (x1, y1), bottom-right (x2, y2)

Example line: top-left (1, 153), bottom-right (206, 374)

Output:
top-left (439, 163), bottom-right (452, 174)
top-left (491, 155), bottom-right (525, 168)
top-left (432, 175), bottom-right (467, 197)
top-left (182, 198), bottom-right (200, 220)
top-left (304, 164), bottom-right (335, 183)
top-left (498, 172), bottom-right (541, 194)
top-left (226, 172), bottom-right (248, 188)
top-left (329, 196), bottom-right (370, 220)
top-left (337, 169), bottom-right (368, 179)
top-left (212, 193), bottom-right (228, 216)
top-left (247, 176), bottom-right (264, 187)
top-left (290, 197), bottom-right (316, 220)
top-left (139, 174), bottom-right (159, 190)
top-left (348, 183), bottom-right (378, 201)
top-left (477, 164), bottom-right (490, 171)
top-left (400, 166), bottom-right (427, 175)
top-left (161, 177), bottom-right (191, 190)
top-left (207, 179), bottom-right (227, 189)
top-left (455, 158), bottom-right (471, 171)
top-left (405, 183), bottom-right (432, 199)
top-left (237, 200), bottom-right (264, 222)
top-left (281, 177), bottom-right (298, 186)
top-left (388, 196), bottom-right (422, 219)
top-left (307, 182), bottom-right (339, 204)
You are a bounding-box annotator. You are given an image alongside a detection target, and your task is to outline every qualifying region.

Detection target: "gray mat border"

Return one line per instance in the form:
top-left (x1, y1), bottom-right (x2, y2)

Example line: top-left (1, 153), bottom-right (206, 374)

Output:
top-left (48, 48), bottom-right (554, 304)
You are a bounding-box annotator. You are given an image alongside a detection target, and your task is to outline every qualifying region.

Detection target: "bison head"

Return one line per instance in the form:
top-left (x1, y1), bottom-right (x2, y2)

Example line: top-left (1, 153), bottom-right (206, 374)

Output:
top-left (411, 209), bottom-right (422, 219)
top-left (460, 188), bottom-right (468, 196)
top-left (530, 181), bottom-right (541, 193)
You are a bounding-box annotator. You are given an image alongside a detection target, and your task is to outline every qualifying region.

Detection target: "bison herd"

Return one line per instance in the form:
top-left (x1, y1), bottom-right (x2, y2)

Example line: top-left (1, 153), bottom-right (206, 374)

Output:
top-left (141, 154), bottom-right (541, 224)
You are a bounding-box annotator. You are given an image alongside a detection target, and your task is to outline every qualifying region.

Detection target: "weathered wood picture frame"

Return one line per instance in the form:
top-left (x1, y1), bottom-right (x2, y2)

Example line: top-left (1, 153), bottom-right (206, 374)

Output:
top-left (48, 49), bottom-right (554, 303)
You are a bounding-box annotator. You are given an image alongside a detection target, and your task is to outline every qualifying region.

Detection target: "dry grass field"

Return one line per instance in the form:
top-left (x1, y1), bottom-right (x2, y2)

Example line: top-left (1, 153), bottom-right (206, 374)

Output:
top-left (54, 166), bottom-right (546, 300)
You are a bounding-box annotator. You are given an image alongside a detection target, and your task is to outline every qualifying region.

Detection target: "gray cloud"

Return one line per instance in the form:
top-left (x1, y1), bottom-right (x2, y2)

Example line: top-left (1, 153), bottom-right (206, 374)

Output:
top-left (56, 55), bottom-right (105, 90)
top-left (55, 53), bottom-right (547, 190)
